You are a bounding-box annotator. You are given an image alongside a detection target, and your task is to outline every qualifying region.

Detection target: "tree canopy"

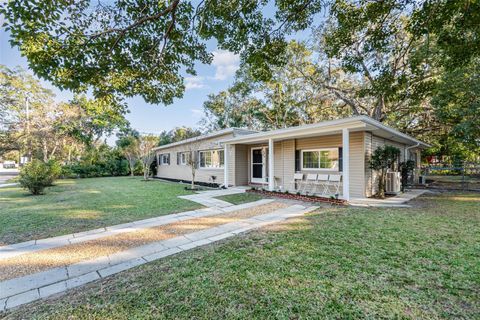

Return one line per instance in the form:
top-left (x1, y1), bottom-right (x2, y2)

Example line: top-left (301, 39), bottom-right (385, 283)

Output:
top-left (0, 0), bottom-right (325, 105)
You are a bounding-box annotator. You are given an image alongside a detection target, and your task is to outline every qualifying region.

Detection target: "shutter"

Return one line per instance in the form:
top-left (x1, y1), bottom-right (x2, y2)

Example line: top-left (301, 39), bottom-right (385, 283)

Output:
top-left (295, 150), bottom-right (300, 172)
top-left (339, 147), bottom-right (343, 172)
top-left (167, 153), bottom-right (170, 165)
top-left (177, 152), bottom-right (180, 165)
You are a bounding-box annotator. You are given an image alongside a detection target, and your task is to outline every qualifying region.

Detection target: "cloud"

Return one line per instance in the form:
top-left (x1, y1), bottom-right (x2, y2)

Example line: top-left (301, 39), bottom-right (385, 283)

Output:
top-left (191, 108), bottom-right (204, 118)
top-left (211, 50), bottom-right (240, 80)
top-left (185, 76), bottom-right (206, 90)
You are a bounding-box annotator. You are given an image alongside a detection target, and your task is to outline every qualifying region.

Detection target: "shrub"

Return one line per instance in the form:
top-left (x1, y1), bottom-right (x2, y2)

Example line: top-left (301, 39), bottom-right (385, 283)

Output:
top-left (19, 160), bottom-right (52, 195)
top-left (46, 160), bottom-right (62, 185)
top-left (369, 145), bottom-right (401, 198)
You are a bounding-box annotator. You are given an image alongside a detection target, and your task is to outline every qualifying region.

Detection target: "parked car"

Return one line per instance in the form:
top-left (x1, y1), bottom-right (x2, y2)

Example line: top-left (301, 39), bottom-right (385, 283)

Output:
top-left (2, 161), bottom-right (16, 169)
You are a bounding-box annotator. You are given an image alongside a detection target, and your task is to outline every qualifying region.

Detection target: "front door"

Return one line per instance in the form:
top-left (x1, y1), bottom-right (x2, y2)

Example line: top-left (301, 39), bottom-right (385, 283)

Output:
top-left (251, 147), bottom-right (268, 183)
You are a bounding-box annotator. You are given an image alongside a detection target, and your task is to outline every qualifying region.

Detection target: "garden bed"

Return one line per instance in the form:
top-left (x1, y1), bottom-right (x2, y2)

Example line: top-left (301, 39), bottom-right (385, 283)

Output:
top-left (246, 189), bottom-right (347, 205)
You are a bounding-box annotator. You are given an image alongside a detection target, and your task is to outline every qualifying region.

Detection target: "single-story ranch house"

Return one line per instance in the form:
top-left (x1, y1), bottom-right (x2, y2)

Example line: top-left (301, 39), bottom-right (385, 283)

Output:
top-left (154, 116), bottom-right (428, 201)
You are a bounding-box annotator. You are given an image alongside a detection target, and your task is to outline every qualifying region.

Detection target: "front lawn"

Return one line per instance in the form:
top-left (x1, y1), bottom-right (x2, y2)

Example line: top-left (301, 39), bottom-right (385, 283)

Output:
top-left (0, 177), bottom-right (202, 245)
top-left (6, 192), bottom-right (479, 319)
top-left (215, 192), bottom-right (264, 205)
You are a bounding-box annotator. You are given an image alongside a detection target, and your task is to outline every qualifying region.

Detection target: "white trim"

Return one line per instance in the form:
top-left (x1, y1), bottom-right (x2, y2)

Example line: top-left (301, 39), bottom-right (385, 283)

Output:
top-left (342, 128), bottom-right (350, 201)
top-left (159, 153), bottom-right (170, 165)
top-left (153, 128), bottom-right (257, 151)
top-left (300, 148), bottom-right (340, 171)
top-left (178, 152), bottom-right (188, 165)
top-left (251, 147), bottom-right (267, 184)
top-left (268, 139), bottom-right (274, 191)
top-left (224, 145), bottom-right (229, 188)
top-left (221, 115), bottom-right (429, 148)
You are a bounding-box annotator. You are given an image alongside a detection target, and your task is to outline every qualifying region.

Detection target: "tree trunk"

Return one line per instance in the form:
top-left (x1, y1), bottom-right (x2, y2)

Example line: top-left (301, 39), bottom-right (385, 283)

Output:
top-left (191, 168), bottom-right (195, 190)
top-left (378, 170), bottom-right (386, 198)
top-left (143, 164), bottom-right (148, 180)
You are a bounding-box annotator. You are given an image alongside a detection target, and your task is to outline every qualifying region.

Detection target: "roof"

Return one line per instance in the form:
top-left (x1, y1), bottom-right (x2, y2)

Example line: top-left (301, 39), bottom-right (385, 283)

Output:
top-left (152, 128), bottom-right (258, 151)
top-left (221, 116), bottom-right (429, 147)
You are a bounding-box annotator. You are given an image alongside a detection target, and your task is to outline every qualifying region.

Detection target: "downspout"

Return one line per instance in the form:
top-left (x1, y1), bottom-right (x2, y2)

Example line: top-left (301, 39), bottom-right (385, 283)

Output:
top-left (405, 143), bottom-right (421, 162)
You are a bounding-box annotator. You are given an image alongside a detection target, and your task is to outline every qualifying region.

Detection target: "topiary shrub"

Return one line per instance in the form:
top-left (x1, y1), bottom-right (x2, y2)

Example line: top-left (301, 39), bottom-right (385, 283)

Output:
top-left (19, 160), bottom-right (52, 195)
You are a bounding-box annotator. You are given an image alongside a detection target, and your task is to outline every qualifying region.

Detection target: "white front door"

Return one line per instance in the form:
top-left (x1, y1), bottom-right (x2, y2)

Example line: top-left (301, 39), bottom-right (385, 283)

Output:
top-left (251, 147), bottom-right (268, 183)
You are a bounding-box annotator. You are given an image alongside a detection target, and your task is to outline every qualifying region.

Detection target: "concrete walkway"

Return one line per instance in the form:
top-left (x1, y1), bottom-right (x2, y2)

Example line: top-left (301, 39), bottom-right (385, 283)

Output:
top-left (0, 188), bottom-right (317, 312)
top-left (349, 189), bottom-right (429, 207)
top-left (0, 169), bottom-right (19, 188)
top-left (178, 187), bottom-right (247, 208)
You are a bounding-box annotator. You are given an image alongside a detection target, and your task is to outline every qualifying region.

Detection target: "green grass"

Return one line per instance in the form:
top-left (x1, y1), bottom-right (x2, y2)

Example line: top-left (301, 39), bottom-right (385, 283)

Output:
top-left (215, 192), bottom-right (264, 205)
top-left (0, 177), bottom-right (202, 245)
top-left (7, 192), bottom-right (480, 319)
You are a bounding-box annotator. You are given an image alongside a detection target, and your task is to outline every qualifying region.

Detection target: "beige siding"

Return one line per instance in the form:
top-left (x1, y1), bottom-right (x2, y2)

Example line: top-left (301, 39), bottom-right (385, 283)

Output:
top-left (234, 144), bottom-right (248, 186)
top-left (349, 132), bottom-right (365, 198)
top-left (282, 139), bottom-right (296, 191)
top-left (274, 141), bottom-right (283, 189)
top-left (156, 133), bottom-right (233, 185)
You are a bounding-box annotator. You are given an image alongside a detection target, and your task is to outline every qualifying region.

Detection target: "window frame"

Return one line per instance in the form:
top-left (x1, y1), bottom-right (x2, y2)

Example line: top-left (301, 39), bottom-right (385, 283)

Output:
top-left (300, 148), bottom-right (340, 171)
top-left (178, 152), bottom-right (188, 165)
top-left (198, 149), bottom-right (224, 169)
top-left (159, 153), bottom-right (170, 165)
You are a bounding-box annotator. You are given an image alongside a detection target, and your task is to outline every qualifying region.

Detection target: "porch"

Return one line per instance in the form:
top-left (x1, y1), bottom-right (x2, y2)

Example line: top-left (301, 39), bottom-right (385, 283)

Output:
top-left (222, 126), bottom-right (362, 201)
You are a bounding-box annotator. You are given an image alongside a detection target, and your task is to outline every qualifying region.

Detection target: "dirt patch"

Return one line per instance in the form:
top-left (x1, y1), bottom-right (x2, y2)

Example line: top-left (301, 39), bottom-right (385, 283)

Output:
top-left (0, 202), bottom-right (288, 281)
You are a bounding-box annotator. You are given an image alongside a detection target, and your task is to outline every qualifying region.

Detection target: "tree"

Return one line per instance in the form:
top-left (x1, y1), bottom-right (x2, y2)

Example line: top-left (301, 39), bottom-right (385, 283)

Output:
top-left (201, 41), bottom-right (346, 131)
top-left (0, 0), bottom-right (325, 106)
top-left (369, 145), bottom-right (400, 199)
top-left (117, 135), bottom-right (139, 176)
top-left (183, 139), bottom-right (203, 190)
top-left (0, 65), bottom-right (128, 162)
top-left (137, 135), bottom-right (159, 180)
top-left (157, 127), bottom-right (202, 146)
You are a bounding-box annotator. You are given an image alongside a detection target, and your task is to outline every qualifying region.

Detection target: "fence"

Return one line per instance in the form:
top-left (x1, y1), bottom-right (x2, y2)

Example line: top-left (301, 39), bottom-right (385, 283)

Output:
top-left (420, 162), bottom-right (480, 191)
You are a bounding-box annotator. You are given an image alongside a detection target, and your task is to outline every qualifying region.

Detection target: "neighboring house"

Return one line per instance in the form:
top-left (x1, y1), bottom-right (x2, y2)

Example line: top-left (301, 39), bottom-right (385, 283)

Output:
top-left (154, 116), bottom-right (428, 200)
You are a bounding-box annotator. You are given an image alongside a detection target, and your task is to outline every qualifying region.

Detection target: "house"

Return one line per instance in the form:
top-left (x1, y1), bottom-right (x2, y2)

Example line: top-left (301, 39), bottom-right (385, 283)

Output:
top-left (154, 116), bottom-right (428, 201)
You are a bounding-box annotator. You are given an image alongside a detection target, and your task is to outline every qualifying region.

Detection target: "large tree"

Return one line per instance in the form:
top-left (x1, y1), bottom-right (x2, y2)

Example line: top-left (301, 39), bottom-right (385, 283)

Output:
top-left (0, 0), bottom-right (325, 105)
top-left (0, 65), bottom-right (128, 161)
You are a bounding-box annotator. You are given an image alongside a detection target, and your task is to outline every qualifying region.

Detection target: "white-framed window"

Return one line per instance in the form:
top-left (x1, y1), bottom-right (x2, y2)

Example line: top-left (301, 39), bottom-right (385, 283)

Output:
top-left (199, 149), bottom-right (224, 169)
top-left (177, 152), bottom-right (189, 165)
top-left (301, 148), bottom-right (339, 170)
top-left (159, 153), bottom-right (170, 165)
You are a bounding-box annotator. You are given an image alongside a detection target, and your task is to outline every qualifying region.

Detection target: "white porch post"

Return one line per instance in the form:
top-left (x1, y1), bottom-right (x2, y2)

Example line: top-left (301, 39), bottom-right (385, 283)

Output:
top-left (268, 138), bottom-right (274, 191)
top-left (224, 144), bottom-right (229, 188)
top-left (342, 128), bottom-right (350, 201)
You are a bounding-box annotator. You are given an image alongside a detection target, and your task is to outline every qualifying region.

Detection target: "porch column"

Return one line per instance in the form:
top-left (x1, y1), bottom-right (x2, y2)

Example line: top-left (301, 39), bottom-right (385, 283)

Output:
top-left (268, 138), bottom-right (274, 191)
top-left (342, 128), bottom-right (350, 201)
top-left (224, 144), bottom-right (229, 188)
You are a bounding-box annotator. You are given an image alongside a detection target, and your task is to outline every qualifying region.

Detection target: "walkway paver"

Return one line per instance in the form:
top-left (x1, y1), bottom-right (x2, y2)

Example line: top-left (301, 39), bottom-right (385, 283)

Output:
top-left (0, 187), bottom-right (318, 312)
top-left (349, 189), bottom-right (429, 207)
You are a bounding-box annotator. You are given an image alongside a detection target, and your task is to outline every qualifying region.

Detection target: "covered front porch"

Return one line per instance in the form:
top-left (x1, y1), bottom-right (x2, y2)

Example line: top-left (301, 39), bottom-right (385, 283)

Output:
top-left (222, 120), bottom-right (370, 201)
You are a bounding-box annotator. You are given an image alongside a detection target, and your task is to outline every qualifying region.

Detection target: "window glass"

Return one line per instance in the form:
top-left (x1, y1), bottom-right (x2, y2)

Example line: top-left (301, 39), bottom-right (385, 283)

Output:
top-left (302, 149), bottom-right (339, 170)
top-left (199, 150), bottom-right (224, 168)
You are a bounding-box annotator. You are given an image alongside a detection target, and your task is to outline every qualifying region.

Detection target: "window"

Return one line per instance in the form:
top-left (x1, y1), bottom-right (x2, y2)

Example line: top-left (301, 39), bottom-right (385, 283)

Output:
top-left (199, 149), bottom-right (224, 169)
top-left (301, 148), bottom-right (339, 170)
top-left (159, 153), bottom-right (170, 165)
top-left (177, 152), bottom-right (189, 165)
